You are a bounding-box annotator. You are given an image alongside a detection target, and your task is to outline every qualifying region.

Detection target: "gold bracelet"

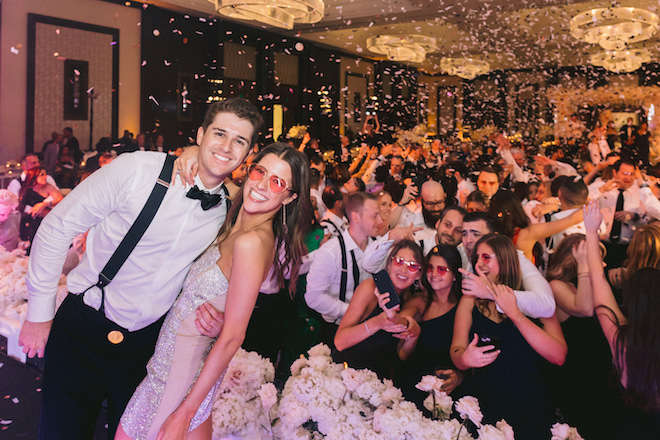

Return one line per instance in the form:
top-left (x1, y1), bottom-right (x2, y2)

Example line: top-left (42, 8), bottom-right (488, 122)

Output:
top-left (364, 320), bottom-right (373, 335)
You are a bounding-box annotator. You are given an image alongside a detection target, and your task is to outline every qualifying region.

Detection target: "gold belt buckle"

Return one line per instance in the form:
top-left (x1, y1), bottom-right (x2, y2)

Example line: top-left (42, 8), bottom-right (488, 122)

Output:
top-left (107, 330), bottom-right (125, 344)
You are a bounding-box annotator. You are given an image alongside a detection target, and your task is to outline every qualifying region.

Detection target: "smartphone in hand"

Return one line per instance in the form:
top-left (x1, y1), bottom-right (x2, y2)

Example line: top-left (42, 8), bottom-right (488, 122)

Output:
top-left (373, 269), bottom-right (401, 309)
top-left (476, 335), bottom-right (501, 353)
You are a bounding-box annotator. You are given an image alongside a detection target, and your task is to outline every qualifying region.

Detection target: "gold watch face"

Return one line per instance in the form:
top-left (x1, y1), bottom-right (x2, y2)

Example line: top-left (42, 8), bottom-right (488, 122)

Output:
top-left (107, 330), bottom-right (125, 344)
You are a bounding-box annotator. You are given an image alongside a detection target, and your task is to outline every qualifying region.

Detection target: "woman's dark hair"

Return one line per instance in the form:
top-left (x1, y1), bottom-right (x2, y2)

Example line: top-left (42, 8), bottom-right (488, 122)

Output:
top-left (217, 143), bottom-right (313, 294)
top-left (421, 244), bottom-right (462, 314)
top-left (615, 268), bottom-right (660, 412)
top-left (546, 234), bottom-right (584, 283)
top-left (487, 190), bottom-right (529, 238)
top-left (386, 239), bottom-right (424, 302)
top-left (19, 167), bottom-right (46, 200)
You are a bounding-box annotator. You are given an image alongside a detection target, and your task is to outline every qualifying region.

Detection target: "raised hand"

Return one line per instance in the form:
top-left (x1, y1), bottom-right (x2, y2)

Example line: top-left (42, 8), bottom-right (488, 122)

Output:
top-left (583, 200), bottom-right (603, 233)
top-left (459, 267), bottom-right (494, 300)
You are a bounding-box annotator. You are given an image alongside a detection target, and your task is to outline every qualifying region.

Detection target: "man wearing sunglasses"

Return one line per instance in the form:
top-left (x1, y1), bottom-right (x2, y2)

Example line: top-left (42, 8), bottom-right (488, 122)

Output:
top-left (460, 211), bottom-right (555, 319)
top-left (19, 98), bottom-right (263, 439)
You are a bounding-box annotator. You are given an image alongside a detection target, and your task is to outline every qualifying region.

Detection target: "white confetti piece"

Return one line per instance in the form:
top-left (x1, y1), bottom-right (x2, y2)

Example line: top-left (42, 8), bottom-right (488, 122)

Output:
top-left (10, 47), bottom-right (18, 54)
top-left (0, 420), bottom-right (12, 425)
top-left (11, 397), bottom-right (18, 404)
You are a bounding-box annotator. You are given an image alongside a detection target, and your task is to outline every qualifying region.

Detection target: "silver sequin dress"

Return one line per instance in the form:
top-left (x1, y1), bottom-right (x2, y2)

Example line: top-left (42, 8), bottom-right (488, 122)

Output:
top-left (121, 245), bottom-right (228, 440)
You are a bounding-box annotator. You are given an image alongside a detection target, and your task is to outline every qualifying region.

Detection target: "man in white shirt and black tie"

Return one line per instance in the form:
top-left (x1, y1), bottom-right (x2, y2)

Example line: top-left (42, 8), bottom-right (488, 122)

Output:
top-left (589, 157), bottom-right (660, 267)
top-left (18, 98), bottom-right (263, 439)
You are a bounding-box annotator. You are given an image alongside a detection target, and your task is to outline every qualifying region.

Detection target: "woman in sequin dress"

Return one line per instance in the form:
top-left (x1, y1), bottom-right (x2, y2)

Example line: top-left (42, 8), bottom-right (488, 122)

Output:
top-left (116, 143), bottom-right (313, 440)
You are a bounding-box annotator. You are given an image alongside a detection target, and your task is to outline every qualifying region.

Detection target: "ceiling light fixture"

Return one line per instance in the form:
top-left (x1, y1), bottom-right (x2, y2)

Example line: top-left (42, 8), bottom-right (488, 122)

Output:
top-left (440, 57), bottom-right (490, 80)
top-left (212, 0), bottom-right (324, 30)
top-left (570, 7), bottom-right (659, 51)
top-left (366, 35), bottom-right (437, 64)
top-left (590, 48), bottom-right (652, 73)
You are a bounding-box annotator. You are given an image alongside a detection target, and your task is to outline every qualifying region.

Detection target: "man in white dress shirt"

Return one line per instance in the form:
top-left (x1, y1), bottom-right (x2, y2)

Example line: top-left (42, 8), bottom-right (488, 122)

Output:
top-left (460, 211), bottom-right (556, 318)
top-left (18, 98), bottom-right (263, 439)
top-left (588, 157), bottom-right (660, 267)
top-left (305, 192), bottom-right (382, 346)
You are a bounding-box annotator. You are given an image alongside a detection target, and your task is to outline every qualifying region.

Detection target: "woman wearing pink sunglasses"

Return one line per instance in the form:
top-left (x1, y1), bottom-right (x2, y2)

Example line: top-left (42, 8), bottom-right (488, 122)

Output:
top-left (395, 244), bottom-right (464, 413)
top-left (333, 239), bottom-right (422, 379)
top-left (450, 233), bottom-right (566, 439)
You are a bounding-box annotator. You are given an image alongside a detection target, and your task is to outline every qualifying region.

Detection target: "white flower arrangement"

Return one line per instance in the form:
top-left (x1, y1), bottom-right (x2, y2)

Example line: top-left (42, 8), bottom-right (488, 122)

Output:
top-left (550, 422), bottom-right (585, 440)
top-left (210, 344), bottom-right (585, 440)
top-left (546, 85), bottom-right (660, 143)
top-left (396, 124), bottom-right (428, 147)
top-left (417, 375), bottom-right (452, 420)
top-left (0, 247), bottom-right (68, 322)
top-left (212, 348), bottom-right (276, 440)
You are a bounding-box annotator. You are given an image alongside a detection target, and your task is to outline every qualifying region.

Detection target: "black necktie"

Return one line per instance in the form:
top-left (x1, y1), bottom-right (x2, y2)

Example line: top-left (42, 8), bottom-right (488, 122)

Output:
top-left (350, 249), bottom-right (360, 293)
top-left (186, 185), bottom-right (223, 211)
top-left (609, 189), bottom-right (625, 242)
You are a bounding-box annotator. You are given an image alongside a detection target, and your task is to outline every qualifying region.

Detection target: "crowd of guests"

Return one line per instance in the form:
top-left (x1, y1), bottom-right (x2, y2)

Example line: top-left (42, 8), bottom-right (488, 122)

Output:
top-left (9, 108), bottom-right (660, 439)
top-left (277, 115), bottom-right (658, 439)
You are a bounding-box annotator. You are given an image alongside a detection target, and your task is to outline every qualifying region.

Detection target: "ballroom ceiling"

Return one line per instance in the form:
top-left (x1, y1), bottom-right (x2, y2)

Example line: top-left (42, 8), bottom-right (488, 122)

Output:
top-left (151, 0), bottom-right (660, 73)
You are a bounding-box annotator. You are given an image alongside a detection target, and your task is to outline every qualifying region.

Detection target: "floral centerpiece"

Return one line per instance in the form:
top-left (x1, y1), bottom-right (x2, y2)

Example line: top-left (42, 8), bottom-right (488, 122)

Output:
top-left (396, 124), bottom-right (428, 147)
top-left (212, 348), bottom-right (276, 439)
top-left (210, 344), bottom-right (586, 440)
top-left (0, 247), bottom-right (68, 322)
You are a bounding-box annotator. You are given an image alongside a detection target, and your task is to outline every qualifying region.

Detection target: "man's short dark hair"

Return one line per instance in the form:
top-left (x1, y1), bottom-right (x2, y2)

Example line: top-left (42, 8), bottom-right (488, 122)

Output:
top-left (202, 98), bottom-right (263, 146)
top-left (449, 161), bottom-right (469, 179)
top-left (308, 152), bottom-right (324, 167)
top-left (21, 153), bottom-right (39, 162)
top-left (462, 211), bottom-right (497, 234)
top-left (441, 205), bottom-right (467, 221)
top-left (479, 165), bottom-right (499, 177)
top-left (551, 175), bottom-right (572, 197)
top-left (613, 157), bottom-right (636, 172)
top-left (322, 184), bottom-right (343, 210)
top-left (559, 177), bottom-right (588, 207)
top-left (345, 191), bottom-right (377, 223)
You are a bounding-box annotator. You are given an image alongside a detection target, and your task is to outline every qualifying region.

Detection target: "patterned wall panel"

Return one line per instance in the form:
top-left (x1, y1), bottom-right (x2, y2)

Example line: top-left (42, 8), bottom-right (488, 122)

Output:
top-left (34, 22), bottom-right (113, 151)
top-left (223, 42), bottom-right (257, 81)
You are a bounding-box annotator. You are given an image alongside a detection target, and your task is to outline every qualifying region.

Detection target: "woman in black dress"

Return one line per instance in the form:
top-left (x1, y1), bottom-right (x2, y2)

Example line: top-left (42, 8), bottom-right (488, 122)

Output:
top-left (395, 244), bottom-right (463, 413)
top-left (546, 234), bottom-right (623, 440)
top-left (17, 166), bottom-right (63, 245)
top-left (584, 201), bottom-right (660, 438)
top-left (450, 234), bottom-right (567, 439)
top-left (333, 239), bottom-right (422, 379)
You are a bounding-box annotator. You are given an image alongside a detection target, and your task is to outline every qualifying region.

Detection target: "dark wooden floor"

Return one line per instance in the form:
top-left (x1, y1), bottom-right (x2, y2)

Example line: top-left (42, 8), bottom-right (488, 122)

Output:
top-left (0, 351), bottom-right (108, 440)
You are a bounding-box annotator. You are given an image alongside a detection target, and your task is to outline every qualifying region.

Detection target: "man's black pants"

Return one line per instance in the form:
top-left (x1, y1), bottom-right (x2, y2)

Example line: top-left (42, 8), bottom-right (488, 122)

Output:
top-left (38, 293), bottom-right (165, 440)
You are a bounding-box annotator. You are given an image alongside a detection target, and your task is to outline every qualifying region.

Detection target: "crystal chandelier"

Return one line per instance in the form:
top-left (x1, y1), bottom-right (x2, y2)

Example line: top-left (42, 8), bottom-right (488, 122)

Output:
top-left (366, 35), bottom-right (437, 64)
top-left (212, 0), bottom-right (324, 30)
top-left (570, 7), bottom-right (659, 51)
top-left (590, 48), bottom-right (652, 73)
top-left (440, 58), bottom-right (490, 80)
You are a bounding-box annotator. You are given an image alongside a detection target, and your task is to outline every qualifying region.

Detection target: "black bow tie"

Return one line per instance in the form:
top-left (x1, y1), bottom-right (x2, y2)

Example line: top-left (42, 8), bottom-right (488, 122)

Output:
top-left (186, 186), bottom-right (223, 211)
